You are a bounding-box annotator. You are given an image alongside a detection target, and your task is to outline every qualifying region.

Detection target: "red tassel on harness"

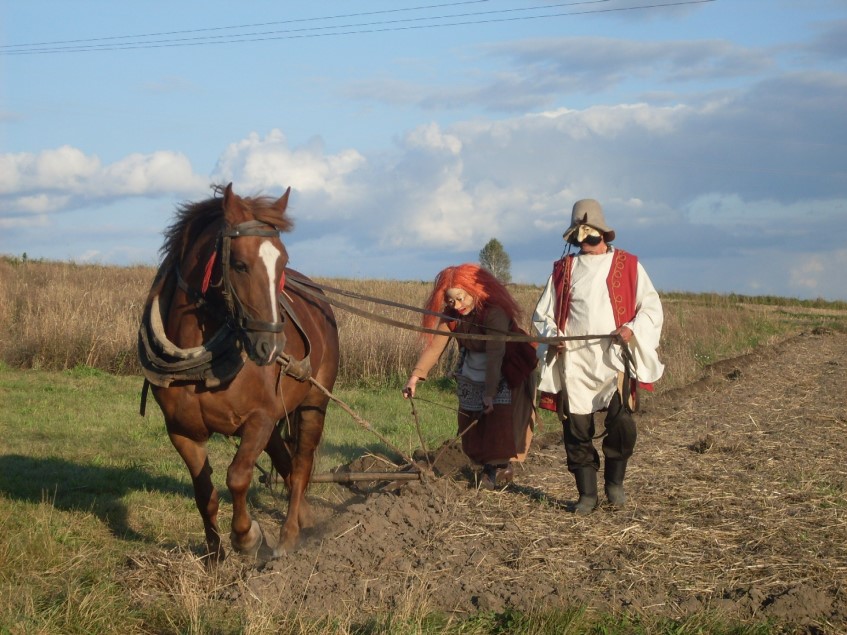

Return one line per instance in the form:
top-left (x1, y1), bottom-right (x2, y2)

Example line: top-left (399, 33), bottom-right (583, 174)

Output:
top-left (201, 252), bottom-right (217, 294)
top-left (278, 269), bottom-right (286, 293)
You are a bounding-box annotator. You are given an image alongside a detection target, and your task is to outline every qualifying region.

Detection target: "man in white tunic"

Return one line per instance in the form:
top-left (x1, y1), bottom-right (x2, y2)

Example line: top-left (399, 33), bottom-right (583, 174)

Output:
top-left (533, 199), bottom-right (664, 514)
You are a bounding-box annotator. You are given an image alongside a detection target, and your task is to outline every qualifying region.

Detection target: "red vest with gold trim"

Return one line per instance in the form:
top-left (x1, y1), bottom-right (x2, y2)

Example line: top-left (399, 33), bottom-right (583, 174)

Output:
top-left (539, 248), bottom-right (650, 413)
top-left (551, 248), bottom-right (637, 331)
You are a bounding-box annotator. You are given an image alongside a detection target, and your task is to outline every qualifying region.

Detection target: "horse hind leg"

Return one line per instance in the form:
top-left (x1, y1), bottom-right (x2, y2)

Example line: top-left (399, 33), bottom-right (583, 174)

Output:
top-left (275, 399), bottom-right (326, 554)
top-left (265, 418), bottom-right (294, 487)
top-left (265, 416), bottom-right (315, 529)
top-left (167, 433), bottom-right (226, 564)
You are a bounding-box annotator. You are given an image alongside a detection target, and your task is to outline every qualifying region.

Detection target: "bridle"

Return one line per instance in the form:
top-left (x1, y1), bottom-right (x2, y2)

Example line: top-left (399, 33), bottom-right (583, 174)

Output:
top-left (181, 219), bottom-right (287, 339)
top-left (217, 220), bottom-right (286, 336)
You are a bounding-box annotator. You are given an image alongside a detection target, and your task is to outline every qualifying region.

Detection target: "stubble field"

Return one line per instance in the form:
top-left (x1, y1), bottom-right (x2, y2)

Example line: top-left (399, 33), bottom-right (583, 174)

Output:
top-left (125, 328), bottom-right (847, 633)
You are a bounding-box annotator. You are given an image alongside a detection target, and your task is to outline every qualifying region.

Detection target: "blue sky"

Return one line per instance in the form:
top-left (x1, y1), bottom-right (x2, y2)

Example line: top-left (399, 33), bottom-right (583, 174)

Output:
top-left (2, 0), bottom-right (846, 300)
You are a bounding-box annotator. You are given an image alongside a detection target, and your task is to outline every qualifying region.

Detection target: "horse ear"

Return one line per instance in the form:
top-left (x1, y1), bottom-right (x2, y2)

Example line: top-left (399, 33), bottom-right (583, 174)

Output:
top-left (222, 183), bottom-right (244, 224)
top-left (265, 187), bottom-right (293, 231)
top-left (273, 187), bottom-right (291, 214)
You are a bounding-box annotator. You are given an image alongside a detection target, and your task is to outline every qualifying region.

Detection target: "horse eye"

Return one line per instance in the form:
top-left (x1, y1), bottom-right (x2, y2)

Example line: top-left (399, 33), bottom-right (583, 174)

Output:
top-left (232, 261), bottom-right (248, 273)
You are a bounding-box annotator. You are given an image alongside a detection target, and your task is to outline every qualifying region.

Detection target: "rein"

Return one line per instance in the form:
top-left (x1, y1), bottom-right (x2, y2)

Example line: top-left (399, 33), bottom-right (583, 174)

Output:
top-left (284, 272), bottom-right (613, 345)
top-left (282, 272), bottom-right (641, 410)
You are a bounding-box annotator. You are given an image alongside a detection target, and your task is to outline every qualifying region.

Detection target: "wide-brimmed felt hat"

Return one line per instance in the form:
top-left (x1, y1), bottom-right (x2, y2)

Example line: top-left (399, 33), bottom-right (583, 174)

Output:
top-left (562, 198), bottom-right (615, 245)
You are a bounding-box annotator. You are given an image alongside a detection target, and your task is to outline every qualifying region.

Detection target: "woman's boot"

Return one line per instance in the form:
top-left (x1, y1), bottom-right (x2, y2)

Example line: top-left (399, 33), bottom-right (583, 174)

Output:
top-left (604, 459), bottom-right (627, 507)
top-left (573, 468), bottom-right (598, 515)
top-left (479, 464), bottom-right (497, 490)
top-left (495, 463), bottom-right (514, 486)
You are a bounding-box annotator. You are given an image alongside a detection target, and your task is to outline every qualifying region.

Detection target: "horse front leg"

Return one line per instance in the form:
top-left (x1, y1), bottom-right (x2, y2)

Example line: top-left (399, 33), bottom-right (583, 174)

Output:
top-left (226, 419), bottom-right (274, 559)
top-left (276, 402), bottom-right (326, 554)
top-left (167, 433), bottom-right (225, 564)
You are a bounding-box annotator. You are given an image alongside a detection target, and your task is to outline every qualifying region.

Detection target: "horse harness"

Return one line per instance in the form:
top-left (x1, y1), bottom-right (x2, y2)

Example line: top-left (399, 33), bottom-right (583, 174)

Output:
top-left (138, 219), bottom-right (313, 416)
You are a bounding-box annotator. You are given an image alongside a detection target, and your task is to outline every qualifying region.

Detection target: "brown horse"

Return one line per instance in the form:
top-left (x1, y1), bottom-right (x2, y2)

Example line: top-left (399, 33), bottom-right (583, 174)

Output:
top-left (138, 183), bottom-right (339, 561)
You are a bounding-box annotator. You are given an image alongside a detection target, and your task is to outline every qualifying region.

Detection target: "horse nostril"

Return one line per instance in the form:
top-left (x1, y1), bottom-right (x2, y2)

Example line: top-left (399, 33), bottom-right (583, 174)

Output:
top-left (257, 340), bottom-right (271, 358)
top-left (253, 338), bottom-right (278, 365)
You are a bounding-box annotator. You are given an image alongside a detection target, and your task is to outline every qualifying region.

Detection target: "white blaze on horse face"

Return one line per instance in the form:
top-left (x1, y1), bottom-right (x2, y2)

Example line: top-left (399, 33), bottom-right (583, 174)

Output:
top-left (258, 241), bottom-right (282, 323)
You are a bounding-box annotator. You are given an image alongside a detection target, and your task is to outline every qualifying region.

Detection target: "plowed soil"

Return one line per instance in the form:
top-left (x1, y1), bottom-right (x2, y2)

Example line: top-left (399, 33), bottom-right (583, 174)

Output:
top-left (148, 329), bottom-right (847, 632)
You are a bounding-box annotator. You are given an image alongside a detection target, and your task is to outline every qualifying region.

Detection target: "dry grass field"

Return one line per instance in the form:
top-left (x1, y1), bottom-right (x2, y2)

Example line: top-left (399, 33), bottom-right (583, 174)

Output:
top-left (3, 256), bottom-right (844, 391)
top-left (2, 256), bottom-right (847, 633)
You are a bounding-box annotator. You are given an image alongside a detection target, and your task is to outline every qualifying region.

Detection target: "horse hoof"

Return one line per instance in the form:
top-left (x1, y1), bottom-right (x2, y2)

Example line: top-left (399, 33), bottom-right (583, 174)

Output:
top-left (274, 528), bottom-right (300, 555)
top-left (230, 520), bottom-right (264, 557)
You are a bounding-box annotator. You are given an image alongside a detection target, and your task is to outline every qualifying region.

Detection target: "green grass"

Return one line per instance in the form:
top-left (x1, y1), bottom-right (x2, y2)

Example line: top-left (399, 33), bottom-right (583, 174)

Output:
top-left (319, 379), bottom-right (459, 467)
top-left (0, 366), bottom-right (467, 633)
top-left (0, 366), bottom-right (784, 634)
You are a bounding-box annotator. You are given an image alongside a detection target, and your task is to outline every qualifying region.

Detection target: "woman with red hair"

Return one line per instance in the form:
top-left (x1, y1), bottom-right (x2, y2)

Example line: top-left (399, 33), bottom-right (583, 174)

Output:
top-left (403, 264), bottom-right (536, 489)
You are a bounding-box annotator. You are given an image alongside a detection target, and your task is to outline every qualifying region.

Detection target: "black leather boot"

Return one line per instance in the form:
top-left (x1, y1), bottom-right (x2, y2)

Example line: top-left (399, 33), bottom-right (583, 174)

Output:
top-left (604, 459), bottom-right (627, 507)
top-left (573, 468), bottom-right (598, 515)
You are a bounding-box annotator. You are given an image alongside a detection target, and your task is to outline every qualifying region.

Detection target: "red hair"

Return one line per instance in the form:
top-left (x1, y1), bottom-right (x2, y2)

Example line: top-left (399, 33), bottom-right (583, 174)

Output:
top-left (421, 263), bottom-right (521, 339)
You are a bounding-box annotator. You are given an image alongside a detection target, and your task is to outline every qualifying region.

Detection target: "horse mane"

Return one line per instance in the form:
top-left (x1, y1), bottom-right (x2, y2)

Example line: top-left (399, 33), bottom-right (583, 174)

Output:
top-left (158, 184), bottom-right (295, 272)
top-left (159, 195), bottom-right (222, 272)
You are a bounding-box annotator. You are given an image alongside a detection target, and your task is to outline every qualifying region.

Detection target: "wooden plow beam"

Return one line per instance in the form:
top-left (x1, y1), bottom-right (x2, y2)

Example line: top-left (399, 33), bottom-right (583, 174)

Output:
top-left (261, 470), bottom-right (423, 485)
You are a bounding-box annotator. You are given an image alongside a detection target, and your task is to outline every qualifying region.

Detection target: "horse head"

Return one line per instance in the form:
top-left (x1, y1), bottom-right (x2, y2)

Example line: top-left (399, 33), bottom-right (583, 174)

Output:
top-left (218, 183), bottom-right (293, 366)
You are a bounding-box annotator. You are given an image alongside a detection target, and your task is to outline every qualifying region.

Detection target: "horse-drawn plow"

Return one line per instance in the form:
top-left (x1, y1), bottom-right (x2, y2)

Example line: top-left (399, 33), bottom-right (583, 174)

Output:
top-left (137, 182), bottom-right (610, 562)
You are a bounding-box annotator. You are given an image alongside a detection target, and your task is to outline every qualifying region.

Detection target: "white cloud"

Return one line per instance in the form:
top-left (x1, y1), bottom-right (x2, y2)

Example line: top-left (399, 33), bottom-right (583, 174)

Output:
top-left (99, 152), bottom-right (205, 195)
top-left (787, 249), bottom-right (847, 298)
top-left (0, 146), bottom-right (207, 204)
top-left (404, 123), bottom-right (463, 154)
top-left (11, 193), bottom-right (70, 215)
top-left (399, 172), bottom-right (477, 248)
top-left (0, 211), bottom-right (50, 230)
top-left (0, 146), bottom-right (99, 194)
top-left (78, 249), bottom-right (103, 263)
top-left (211, 129), bottom-right (367, 205)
